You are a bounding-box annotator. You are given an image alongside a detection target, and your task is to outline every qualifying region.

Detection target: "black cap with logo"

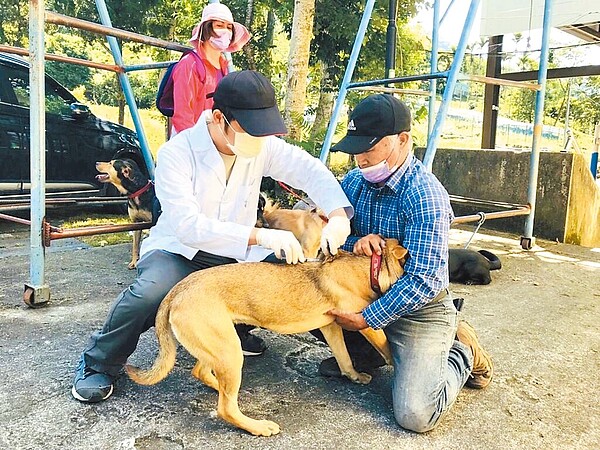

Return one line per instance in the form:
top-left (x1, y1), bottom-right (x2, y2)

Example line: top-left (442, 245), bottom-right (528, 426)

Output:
top-left (213, 70), bottom-right (288, 137)
top-left (331, 94), bottom-right (411, 155)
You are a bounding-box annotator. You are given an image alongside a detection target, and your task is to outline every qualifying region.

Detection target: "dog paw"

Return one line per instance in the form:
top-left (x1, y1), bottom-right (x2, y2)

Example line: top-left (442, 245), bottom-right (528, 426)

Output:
top-left (248, 419), bottom-right (280, 436)
top-left (354, 372), bottom-right (372, 385)
top-left (128, 261), bottom-right (137, 270)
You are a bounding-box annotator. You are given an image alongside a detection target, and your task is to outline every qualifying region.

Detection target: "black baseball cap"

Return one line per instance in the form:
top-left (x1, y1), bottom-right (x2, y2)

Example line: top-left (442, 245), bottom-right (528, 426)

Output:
top-left (331, 94), bottom-right (411, 154)
top-left (213, 70), bottom-right (288, 137)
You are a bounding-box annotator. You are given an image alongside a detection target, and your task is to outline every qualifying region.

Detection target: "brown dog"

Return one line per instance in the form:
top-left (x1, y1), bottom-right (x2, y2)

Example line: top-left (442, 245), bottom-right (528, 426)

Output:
top-left (96, 159), bottom-right (154, 269)
top-left (126, 239), bottom-right (408, 436)
top-left (260, 196), bottom-right (325, 258)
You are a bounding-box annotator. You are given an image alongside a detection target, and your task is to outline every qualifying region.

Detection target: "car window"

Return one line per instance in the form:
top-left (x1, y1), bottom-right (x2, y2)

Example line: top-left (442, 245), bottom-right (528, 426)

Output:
top-left (1, 65), bottom-right (73, 115)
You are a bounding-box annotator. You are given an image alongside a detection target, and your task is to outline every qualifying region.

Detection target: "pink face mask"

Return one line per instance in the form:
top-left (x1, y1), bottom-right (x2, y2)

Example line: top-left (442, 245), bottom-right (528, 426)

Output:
top-left (209, 28), bottom-right (233, 51)
top-left (360, 159), bottom-right (398, 183)
top-left (359, 137), bottom-right (399, 184)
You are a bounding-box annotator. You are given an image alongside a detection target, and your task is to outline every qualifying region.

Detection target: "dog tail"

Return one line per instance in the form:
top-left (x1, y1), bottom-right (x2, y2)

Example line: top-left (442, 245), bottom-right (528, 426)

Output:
top-left (125, 292), bottom-right (177, 385)
top-left (478, 250), bottom-right (502, 271)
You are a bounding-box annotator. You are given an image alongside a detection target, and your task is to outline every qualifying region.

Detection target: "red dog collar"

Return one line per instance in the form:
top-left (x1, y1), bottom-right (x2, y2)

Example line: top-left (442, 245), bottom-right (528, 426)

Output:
top-left (370, 253), bottom-right (382, 295)
top-left (128, 180), bottom-right (154, 199)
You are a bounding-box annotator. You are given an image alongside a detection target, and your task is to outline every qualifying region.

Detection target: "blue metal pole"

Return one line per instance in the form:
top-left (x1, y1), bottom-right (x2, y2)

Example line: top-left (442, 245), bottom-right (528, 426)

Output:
top-left (349, 72), bottom-right (448, 88)
top-left (427, 0), bottom-right (441, 142)
top-left (26, 0), bottom-right (50, 305)
top-left (440, 0), bottom-right (457, 25)
top-left (319, 0), bottom-right (377, 163)
top-left (95, 0), bottom-right (155, 179)
top-left (592, 124), bottom-right (600, 178)
top-left (523, 0), bottom-right (554, 242)
top-left (423, 0), bottom-right (480, 170)
top-left (124, 61), bottom-right (173, 72)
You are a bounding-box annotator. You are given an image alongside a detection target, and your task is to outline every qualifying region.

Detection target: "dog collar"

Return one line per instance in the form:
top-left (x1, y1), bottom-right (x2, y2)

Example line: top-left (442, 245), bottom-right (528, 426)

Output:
top-left (370, 253), bottom-right (382, 295)
top-left (128, 180), bottom-right (154, 199)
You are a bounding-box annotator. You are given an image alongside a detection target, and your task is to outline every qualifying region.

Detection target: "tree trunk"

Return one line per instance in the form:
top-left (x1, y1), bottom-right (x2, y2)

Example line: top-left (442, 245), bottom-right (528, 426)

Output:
top-left (243, 0), bottom-right (256, 70)
top-left (263, 10), bottom-right (276, 77)
top-left (116, 75), bottom-right (125, 126)
top-left (309, 60), bottom-right (335, 141)
top-left (116, 38), bottom-right (125, 125)
top-left (284, 0), bottom-right (315, 141)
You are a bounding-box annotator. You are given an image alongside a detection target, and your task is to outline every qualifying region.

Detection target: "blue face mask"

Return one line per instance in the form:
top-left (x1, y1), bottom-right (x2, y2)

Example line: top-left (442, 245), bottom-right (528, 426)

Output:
top-left (359, 137), bottom-right (399, 183)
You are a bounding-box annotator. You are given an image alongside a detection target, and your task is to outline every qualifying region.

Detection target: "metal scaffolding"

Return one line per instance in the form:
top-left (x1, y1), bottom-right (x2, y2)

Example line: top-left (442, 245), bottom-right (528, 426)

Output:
top-left (320, 0), bottom-right (556, 252)
top-left (19, 0), bottom-right (199, 306)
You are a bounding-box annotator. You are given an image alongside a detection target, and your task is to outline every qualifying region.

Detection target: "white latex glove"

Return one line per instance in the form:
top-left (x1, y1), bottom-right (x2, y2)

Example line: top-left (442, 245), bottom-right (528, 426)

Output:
top-left (256, 228), bottom-right (306, 264)
top-left (320, 215), bottom-right (351, 256)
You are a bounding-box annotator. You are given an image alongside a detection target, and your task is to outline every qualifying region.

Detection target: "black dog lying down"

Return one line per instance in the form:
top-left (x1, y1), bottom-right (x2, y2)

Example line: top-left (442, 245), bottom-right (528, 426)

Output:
top-left (448, 249), bottom-right (501, 285)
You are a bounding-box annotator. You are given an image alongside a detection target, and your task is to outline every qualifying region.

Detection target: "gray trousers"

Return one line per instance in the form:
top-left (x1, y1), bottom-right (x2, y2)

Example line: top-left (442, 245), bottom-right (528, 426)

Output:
top-left (81, 249), bottom-right (244, 376)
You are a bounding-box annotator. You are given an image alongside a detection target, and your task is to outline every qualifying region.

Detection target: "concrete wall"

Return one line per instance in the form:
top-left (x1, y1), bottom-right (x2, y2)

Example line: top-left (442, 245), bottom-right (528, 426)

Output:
top-left (414, 148), bottom-right (600, 246)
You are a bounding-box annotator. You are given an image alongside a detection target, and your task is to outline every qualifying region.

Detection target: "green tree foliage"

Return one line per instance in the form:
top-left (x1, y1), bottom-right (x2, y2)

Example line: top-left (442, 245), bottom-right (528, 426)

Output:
top-left (0, 0), bottom-right (28, 47)
top-left (45, 33), bottom-right (92, 91)
top-left (305, 0), bottom-right (426, 138)
top-left (568, 76), bottom-right (600, 133)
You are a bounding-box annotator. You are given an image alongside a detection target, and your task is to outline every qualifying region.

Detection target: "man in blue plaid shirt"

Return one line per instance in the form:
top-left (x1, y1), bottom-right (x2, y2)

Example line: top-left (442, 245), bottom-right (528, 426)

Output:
top-left (324, 94), bottom-right (493, 433)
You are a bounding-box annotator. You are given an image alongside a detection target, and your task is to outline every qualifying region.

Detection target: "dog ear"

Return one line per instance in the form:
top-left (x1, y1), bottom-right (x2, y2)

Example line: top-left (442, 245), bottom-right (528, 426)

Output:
top-left (389, 242), bottom-right (408, 262)
top-left (121, 166), bottom-right (132, 179)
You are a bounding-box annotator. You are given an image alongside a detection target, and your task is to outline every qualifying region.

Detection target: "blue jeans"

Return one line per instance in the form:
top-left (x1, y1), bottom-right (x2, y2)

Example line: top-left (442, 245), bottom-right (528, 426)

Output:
top-left (384, 294), bottom-right (472, 433)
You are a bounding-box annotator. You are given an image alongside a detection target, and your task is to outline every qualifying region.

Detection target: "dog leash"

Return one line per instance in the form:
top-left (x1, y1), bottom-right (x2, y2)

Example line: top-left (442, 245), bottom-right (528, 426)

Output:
top-left (464, 212), bottom-right (486, 249)
top-left (370, 253), bottom-right (382, 295)
top-left (128, 180), bottom-right (154, 199)
top-left (276, 181), bottom-right (310, 206)
top-left (276, 181), bottom-right (329, 223)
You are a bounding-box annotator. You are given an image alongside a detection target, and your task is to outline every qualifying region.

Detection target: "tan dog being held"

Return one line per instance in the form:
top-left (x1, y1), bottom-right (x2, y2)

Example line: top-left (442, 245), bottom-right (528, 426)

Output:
top-left (126, 239), bottom-right (408, 437)
top-left (261, 197), bottom-right (325, 258)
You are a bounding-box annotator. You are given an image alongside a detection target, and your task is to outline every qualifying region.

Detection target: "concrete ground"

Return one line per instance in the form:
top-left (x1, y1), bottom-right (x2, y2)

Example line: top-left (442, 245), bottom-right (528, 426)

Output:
top-left (0, 220), bottom-right (599, 450)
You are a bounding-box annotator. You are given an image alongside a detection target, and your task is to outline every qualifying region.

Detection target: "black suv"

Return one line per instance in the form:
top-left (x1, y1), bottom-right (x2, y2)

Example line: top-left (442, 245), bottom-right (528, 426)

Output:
top-left (0, 52), bottom-right (150, 211)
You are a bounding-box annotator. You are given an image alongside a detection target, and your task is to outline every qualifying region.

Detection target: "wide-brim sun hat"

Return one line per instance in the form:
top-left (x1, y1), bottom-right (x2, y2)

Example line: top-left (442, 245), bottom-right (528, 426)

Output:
top-left (189, 3), bottom-right (251, 53)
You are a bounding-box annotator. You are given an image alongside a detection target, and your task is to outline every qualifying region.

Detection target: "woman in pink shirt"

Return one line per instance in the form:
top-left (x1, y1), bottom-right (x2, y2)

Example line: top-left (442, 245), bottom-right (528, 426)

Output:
top-left (171, 3), bottom-right (250, 135)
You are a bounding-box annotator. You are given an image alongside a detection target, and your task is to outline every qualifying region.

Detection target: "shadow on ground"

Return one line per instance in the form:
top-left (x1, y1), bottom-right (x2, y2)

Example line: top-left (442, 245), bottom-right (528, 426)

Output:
top-left (0, 222), bottom-right (599, 449)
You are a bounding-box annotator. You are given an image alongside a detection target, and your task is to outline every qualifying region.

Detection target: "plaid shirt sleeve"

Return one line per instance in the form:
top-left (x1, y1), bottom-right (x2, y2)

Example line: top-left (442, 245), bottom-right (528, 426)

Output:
top-left (341, 165), bottom-right (453, 330)
top-left (362, 180), bottom-right (452, 329)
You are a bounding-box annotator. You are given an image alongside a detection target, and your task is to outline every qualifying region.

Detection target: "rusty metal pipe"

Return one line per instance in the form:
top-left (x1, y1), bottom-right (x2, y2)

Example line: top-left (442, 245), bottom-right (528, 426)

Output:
top-left (0, 212), bottom-right (60, 231)
top-left (45, 11), bottom-right (191, 53)
top-left (49, 222), bottom-right (152, 240)
top-left (459, 74), bottom-right (542, 91)
top-left (452, 206), bottom-right (531, 225)
top-left (0, 45), bottom-right (121, 72)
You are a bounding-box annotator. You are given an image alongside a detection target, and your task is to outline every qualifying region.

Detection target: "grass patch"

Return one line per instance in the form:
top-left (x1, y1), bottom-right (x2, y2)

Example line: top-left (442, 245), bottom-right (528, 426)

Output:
top-left (60, 213), bottom-right (136, 247)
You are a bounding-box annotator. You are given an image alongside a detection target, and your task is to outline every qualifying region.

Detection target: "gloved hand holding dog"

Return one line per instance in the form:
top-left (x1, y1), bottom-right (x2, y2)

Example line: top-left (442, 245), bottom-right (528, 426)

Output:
top-left (320, 215), bottom-right (351, 256)
top-left (256, 228), bottom-right (306, 264)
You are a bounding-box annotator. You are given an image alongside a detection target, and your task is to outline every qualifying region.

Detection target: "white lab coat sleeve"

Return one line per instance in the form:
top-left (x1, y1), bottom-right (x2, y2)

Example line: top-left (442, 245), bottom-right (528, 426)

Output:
top-left (154, 146), bottom-right (253, 260)
top-left (262, 137), bottom-right (354, 218)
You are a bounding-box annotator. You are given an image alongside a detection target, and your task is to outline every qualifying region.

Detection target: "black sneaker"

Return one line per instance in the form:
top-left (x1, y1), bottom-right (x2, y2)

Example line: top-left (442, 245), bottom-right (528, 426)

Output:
top-left (71, 357), bottom-right (115, 403)
top-left (240, 332), bottom-right (267, 356)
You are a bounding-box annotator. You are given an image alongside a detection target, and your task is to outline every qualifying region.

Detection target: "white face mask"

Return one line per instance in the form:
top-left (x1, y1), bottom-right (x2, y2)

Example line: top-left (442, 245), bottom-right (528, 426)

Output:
top-left (209, 28), bottom-right (232, 51)
top-left (220, 117), bottom-right (267, 159)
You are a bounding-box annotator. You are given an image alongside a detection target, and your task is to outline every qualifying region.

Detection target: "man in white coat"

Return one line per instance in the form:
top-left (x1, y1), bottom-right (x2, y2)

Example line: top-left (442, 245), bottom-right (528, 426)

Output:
top-left (72, 70), bottom-right (353, 403)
